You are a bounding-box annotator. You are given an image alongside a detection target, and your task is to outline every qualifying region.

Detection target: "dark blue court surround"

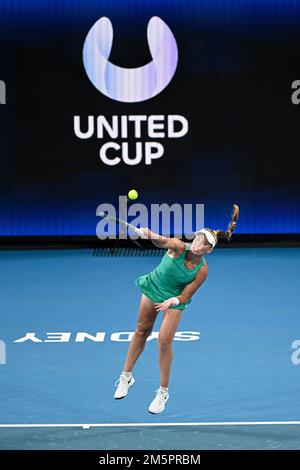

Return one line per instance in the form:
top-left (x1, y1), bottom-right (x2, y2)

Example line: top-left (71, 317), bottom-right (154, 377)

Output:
top-left (0, 247), bottom-right (299, 449)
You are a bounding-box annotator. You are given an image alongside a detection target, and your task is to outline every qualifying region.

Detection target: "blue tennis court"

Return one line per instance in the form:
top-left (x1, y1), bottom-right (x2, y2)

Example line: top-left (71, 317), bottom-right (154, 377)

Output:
top-left (0, 247), bottom-right (299, 449)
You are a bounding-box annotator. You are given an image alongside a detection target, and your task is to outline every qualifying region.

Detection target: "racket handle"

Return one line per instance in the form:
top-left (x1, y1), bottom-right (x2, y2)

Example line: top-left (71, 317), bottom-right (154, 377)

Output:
top-left (134, 227), bottom-right (148, 239)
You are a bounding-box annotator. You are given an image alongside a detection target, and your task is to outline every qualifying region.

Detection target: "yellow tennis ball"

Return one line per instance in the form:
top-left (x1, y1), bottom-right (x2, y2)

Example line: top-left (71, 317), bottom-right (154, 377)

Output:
top-left (128, 189), bottom-right (138, 200)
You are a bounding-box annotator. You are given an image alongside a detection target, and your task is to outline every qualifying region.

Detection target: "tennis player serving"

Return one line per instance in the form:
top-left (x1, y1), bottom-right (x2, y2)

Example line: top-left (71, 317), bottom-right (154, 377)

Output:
top-left (114, 205), bottom-right (239, 414)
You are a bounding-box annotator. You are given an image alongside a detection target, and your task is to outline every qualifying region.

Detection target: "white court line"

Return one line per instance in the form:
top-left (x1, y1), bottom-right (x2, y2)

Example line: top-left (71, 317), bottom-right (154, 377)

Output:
top-left (0, 421), bottom-right (300, 429)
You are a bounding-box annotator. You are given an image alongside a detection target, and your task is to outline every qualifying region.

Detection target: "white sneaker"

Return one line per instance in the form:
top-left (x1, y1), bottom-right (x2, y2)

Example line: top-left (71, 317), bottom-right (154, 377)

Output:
top-left (114, 374), bottom-right (135, 399)
top-left (148, 389), bottom-right (169, 414)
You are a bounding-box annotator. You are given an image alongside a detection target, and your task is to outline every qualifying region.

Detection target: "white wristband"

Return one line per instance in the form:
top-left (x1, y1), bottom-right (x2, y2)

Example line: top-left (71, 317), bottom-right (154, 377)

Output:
top-left (169, 297), bottom-right (180, 306)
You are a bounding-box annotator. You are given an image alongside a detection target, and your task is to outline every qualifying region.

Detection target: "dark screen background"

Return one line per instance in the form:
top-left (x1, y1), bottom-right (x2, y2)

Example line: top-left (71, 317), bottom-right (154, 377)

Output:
top-left (0, 0), bottom-right (300, 235)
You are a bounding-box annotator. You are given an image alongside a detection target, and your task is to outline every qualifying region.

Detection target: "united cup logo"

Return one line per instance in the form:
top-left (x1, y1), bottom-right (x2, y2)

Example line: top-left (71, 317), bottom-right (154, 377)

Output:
top-left (83, 16), bottom-right (178, 103)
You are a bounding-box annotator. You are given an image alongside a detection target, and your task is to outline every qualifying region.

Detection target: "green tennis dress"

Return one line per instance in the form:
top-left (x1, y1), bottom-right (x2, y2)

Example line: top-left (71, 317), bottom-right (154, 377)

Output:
top-left (135, 243), bottom-right (205, 310)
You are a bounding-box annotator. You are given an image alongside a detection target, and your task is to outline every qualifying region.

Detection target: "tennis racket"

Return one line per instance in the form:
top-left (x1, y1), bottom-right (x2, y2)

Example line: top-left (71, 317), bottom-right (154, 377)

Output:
top-left (97, 211), bottom-right (148, 239)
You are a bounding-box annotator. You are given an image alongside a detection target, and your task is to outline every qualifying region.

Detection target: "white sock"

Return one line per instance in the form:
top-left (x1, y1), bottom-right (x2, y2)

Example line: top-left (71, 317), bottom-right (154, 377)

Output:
top-left (159, 386), bottom-right (168, 393)
top-left (122, 371), bottom-right (132, 380)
